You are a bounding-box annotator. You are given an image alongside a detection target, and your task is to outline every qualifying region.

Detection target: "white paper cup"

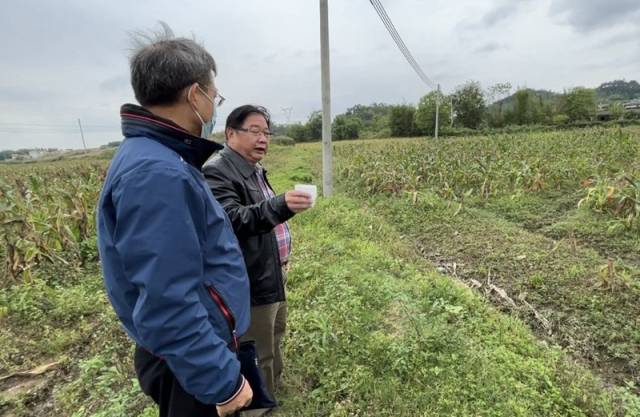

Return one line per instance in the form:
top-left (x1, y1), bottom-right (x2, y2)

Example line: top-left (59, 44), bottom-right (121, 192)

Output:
top-left (294, 184), bottom-right (317, 207)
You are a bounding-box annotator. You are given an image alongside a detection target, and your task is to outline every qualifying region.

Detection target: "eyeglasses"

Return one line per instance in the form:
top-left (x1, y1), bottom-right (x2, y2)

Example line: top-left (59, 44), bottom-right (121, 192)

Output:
top-left (197, 84), bottom-right (225, 107)
top-left (214, 91), bottom-right (226, 107)
top-left (235, 126), bottom-right (273, 137)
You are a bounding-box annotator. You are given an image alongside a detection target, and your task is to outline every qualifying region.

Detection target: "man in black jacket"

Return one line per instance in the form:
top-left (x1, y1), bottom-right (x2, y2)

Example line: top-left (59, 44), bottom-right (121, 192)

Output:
top-left (203, 105), bottom-right (312, 410)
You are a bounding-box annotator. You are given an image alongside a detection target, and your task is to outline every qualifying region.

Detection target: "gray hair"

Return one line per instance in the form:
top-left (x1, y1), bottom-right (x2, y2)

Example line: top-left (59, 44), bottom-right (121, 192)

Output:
top-left (129, 22), bottom-right (217, 106)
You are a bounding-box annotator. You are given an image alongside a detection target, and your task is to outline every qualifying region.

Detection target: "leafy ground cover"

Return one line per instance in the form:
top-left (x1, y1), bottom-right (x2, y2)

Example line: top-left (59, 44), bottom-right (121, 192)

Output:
top-left (0, 132), bottom-right (638, 416)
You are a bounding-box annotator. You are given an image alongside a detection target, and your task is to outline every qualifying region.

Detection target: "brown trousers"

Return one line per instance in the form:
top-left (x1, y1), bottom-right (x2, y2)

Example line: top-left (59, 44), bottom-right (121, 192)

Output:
top-left (239, 268), bottom-right (288, 416)
top-left (240, 301), bottom-right (288, 395)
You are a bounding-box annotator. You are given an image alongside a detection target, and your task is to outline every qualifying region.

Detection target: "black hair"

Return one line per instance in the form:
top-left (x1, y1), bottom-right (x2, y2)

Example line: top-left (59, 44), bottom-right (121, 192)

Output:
top-left (225, 105), bottom-right (272, 131)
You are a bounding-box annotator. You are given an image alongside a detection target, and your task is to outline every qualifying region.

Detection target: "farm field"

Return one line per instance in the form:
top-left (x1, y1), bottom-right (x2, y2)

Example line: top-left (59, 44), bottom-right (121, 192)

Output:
top-left (0, 127), bottom-right (639, 416)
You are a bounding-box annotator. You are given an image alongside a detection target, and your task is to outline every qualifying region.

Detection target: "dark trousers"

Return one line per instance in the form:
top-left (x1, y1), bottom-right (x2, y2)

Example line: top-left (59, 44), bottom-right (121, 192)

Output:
top-left (134, 345), bottom-right (226, 417)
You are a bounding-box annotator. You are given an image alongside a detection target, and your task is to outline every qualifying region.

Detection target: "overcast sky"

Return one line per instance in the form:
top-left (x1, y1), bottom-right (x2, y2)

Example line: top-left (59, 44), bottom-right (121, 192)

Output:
top-left (1, 0), bottom-right (638, 150)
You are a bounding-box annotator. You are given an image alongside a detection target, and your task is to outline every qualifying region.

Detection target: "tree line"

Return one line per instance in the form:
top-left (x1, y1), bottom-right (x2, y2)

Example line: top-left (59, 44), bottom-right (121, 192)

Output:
top-left (274, 79), bottom-right (640, 141)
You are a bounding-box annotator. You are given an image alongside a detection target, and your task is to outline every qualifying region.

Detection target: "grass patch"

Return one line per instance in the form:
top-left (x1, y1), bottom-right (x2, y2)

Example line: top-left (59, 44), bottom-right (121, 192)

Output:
top-left (2, 141), bottom-right (638, 416)
top-left (337, 186), bottom-right (640, 392)
top-left (0, 262), bottom-right (151, 416)
top-left (543, 208), bottom-right (640, 267)
top-left (334, 128), bottom-right (640, 397)
top-left (276, 195), bottom-right (638, 416)
top-left (472, 191), bottom-right (580, 231)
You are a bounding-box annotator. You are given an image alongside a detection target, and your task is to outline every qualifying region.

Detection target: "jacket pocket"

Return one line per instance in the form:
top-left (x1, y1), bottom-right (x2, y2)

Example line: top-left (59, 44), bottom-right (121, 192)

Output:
top-left (204, 284), bottom-right (239, 352)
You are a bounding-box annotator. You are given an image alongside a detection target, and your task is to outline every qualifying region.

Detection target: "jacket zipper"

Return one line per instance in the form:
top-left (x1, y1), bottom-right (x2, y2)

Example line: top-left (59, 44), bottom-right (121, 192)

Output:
top-left (207, 286), bottom-right (239, 352)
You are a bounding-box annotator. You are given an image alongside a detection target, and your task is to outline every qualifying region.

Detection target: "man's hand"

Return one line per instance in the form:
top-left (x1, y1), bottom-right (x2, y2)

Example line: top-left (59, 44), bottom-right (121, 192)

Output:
top-left (285, 190), bottom-right (313, 213)
top-left (216, 378), bottom-right (253, 417)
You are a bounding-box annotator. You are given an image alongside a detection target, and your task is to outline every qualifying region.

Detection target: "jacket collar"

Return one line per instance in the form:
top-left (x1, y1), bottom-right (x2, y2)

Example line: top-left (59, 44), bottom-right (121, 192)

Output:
top-left (120, 103), bottom-right (222, 170)
top-left (221, 145), bottom-right (263, 178)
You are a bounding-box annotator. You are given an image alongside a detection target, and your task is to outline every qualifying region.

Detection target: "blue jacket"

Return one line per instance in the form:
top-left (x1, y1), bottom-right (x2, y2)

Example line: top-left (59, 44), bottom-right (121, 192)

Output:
top-left (97, 104), bottom-right (250, 405)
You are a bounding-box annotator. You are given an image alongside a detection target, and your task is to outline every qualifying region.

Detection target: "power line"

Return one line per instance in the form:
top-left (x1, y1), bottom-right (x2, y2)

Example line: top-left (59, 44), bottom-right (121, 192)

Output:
top-left (370, 0), bottom-right (435, 88)
top-left (372, 0), bottom-right (436, 88)
top-left (369, 0), bottom-right (437, 89)
top-left (370, 0), bottom-right (423, 80)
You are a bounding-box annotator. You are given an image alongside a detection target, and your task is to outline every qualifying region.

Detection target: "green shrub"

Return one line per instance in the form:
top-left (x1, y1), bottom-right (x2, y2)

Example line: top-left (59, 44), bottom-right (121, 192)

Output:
top-left (272, 135), bottom-right (296, 146)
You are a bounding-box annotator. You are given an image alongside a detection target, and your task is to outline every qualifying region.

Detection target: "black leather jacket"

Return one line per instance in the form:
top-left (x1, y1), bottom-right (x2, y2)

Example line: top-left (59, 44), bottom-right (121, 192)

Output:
top-left (203, 146), bottom-right (295, 305)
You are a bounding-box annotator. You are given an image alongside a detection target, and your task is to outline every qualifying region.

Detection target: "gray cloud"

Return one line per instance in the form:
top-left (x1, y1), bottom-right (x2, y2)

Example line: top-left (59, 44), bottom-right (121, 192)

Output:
top-left (474, 42), bottom-right (507, 54)
top-left (550, 0), bottom-right (640, 32)
top-left (592, 27), bottom-right (640, 52)
top-left (459, 0), bottom-right (532, 30)
top-left (483, 2), bottom-right (528, 26)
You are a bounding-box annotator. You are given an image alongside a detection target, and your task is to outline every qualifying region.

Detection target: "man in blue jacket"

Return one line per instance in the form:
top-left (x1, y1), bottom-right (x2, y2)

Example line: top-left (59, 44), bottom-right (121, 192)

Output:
top-left (97, 23), bottom-right (252, 417)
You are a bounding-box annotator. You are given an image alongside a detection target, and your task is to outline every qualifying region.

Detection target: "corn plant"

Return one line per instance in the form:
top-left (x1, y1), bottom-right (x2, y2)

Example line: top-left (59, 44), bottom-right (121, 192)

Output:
top-left (579, 172), bottom-right (640, 230)
top-left (338, 127), bottom-right (640, 202)
top-left (0, 162), bottom-right (106, 284)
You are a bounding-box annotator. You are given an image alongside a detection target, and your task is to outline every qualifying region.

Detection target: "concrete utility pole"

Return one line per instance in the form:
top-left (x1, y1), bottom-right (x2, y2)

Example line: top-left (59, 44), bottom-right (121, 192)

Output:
top-left (434, 84), bottom-right (441, 139)
top-left (77, 118), bottom-right (87, 150)
top-left (320, 0), bottom-right (333, 196)
top-left (450, 96), bottom-right (454, 127)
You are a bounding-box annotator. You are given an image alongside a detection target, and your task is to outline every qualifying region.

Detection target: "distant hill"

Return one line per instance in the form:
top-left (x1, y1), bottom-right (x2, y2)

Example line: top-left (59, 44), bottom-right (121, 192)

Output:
top-left (595, 79), bottom-right (640, 101)
top-left (489, 80), bottom-right (640, 111)
top-left (491, 89), bottom-right (560, 111)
